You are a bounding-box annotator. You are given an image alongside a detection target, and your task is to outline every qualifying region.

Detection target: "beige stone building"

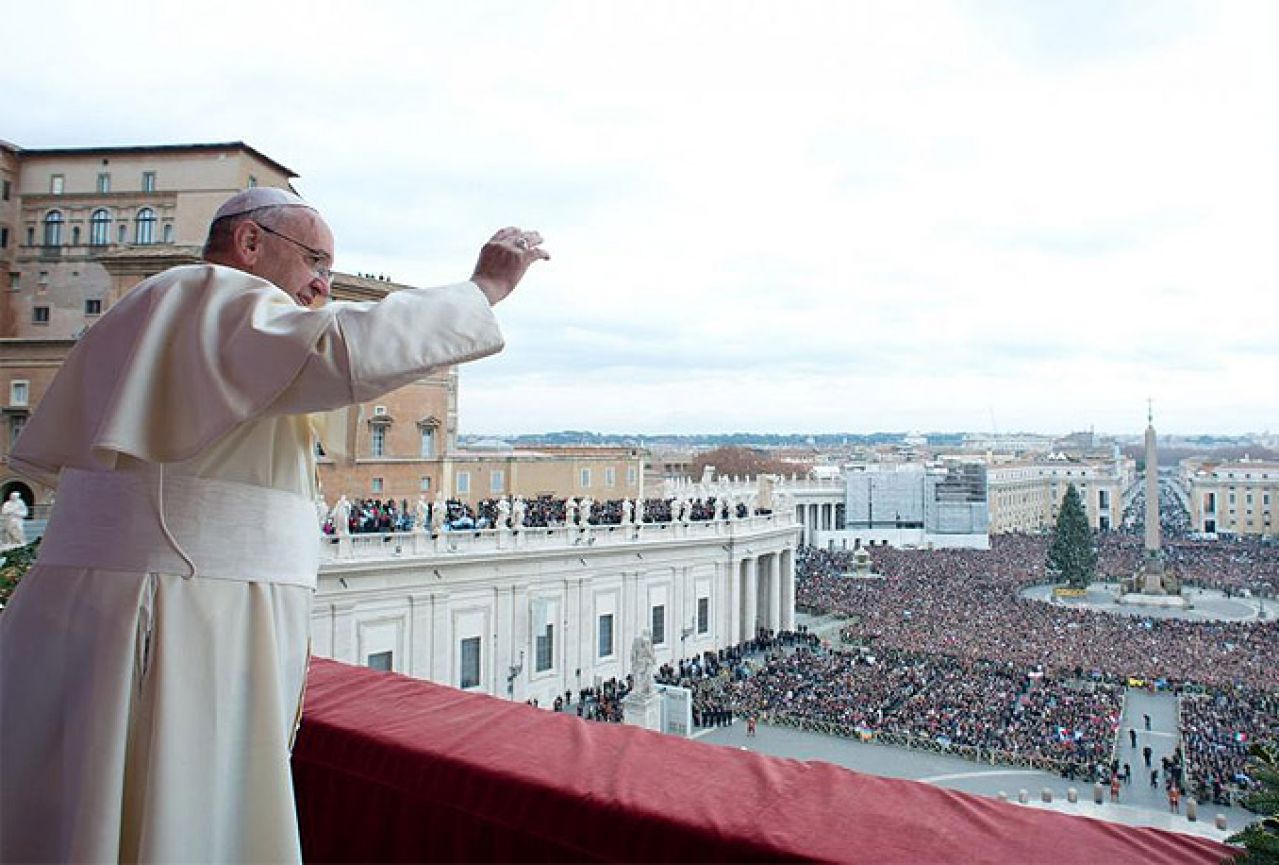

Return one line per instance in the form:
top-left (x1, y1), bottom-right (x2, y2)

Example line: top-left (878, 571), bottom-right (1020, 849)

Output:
top-left (986, 456), bottom-right (1133, 533)
top-left (1183, 458), bottom-right (1277, 537)
top-left (0, 139), bottom-right (636, 516)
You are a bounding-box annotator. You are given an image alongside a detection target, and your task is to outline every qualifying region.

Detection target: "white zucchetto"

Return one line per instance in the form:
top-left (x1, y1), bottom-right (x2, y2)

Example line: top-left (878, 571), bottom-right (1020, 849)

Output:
top-left (213, 187), bottom-right (315, 221)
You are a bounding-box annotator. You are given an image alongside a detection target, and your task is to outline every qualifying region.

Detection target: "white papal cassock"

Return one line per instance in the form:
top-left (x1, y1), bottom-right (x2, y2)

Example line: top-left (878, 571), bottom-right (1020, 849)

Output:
top-left (0, 264), bottom-right (503, 863)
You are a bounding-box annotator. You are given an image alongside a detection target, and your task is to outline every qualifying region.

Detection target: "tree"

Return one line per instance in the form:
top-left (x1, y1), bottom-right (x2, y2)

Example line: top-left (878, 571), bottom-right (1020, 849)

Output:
top-left (690, 446), bottom-right (807, 481)
top-left (1229, 741), bottom-right (1279, 864)
top-left (1047, 484), bottom-right (1096, 589)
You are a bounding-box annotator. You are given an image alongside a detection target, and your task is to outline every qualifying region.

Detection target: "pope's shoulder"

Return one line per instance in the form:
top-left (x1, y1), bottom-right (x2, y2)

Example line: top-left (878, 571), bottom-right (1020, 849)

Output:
top-left (121, 263), bottom-right (291, 306)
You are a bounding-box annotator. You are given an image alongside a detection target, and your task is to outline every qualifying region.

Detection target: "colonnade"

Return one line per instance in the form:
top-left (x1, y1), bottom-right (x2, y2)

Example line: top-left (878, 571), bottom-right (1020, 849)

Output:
top-left (727, 548), bottom-right (795, 642)
top-left (794, 502), bottom-right (845, 546)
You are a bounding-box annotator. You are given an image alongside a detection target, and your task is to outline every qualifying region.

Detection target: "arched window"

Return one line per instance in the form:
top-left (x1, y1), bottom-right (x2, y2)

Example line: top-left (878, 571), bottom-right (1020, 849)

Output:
top-left (135, 208), bottom-right (156, 245)
top-left (90, 209), bottom-right (111, 246)
top-left (42, 211), bottom-right (64, 247)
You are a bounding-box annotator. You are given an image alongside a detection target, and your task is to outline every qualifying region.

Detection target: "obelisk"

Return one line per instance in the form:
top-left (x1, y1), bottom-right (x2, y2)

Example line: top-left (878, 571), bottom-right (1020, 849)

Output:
top-left (1141, 403), bottom-right (1165, 593)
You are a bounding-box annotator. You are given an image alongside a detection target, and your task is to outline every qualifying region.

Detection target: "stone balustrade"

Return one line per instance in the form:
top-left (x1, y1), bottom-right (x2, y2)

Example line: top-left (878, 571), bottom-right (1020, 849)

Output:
top-left (319, 513), bottom-right (793, 564)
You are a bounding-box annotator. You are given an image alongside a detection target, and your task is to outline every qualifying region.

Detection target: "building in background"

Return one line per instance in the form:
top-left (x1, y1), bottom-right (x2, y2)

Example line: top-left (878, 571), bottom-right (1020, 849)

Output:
top-left (0, 140), bottom-right (640, 513)
top-left (1184, 457), bottom-right (1277, 537)
top-left (986, 454), bottom-right (1133, 534)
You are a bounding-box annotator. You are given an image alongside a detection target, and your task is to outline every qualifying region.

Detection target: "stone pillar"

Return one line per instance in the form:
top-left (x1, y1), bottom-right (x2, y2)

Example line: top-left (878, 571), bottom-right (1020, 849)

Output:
top-left (780, 548), bottom-right (796, 631)
top-left (429, 592), bottom-right (450, 683)
top-left (744, 556), bottom-right (759, 641)
top-left (409, 592), bottom-right (433, 679)
top-left (728, 559), bottom-right (742, 645)
top-left (623, 689), bottom-right (662, 731)
top-left (767, 553), bottom-right (782, 633)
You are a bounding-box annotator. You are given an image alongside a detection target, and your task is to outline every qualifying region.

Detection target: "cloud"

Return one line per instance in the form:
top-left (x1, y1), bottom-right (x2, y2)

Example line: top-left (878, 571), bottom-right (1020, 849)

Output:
top-left (3, 0), bottom-right (1276, 434)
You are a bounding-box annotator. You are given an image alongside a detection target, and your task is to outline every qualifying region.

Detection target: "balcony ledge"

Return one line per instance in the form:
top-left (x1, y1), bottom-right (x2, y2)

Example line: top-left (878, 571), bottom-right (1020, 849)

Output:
top-left (292, 659), bottom-right (1235, 864)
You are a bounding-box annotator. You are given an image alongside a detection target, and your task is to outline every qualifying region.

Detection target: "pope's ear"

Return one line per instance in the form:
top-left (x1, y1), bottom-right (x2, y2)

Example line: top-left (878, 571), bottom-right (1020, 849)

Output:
top-left (232, 220), bottom-right (263, 262)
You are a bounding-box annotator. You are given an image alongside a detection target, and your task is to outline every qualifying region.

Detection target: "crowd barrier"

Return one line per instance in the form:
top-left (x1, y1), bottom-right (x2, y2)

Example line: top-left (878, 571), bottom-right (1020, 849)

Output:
top-left (764, 713), bottom-right (1094, 778)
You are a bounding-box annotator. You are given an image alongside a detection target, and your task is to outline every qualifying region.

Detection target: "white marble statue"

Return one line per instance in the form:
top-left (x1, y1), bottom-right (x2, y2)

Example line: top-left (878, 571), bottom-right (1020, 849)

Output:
top-left (329, 494), bottom-right (352, 537)
top-left (414, 494), bottom-right (430, 532)
top-left (512, 496), bottom-right (526, 530)
top-left (564, 497), bottom-right (578, 528)
top-left (314, 495), bottom-right (328, 529)
top-left (431, 491), bottom-right (447, 534)
top-left (716, 496), bottom-right (729, 521)
top-left (3, 492), bottom-right (29, 546)
top-left (635, 498), bottom-right (645, 525)
top-left (681, 498), bottom-right (692, 524)
top-left (621, 498), bottom-right (633, 525)
top-left (630, 629), bottom-right (657, 697)
top-left (496, 496), bottom-right (511, 530)
top-left (579, 497), bottom-right (593, 527)
top-left (671, 498), bottom-right (685, 523)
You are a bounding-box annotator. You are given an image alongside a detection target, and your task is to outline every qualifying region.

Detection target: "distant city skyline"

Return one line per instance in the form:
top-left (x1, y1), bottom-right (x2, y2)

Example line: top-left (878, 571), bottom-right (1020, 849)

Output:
top-left (462, 428), bottom-right (1278, 445)
top-left (4, 0), bottom-right (1276, 434)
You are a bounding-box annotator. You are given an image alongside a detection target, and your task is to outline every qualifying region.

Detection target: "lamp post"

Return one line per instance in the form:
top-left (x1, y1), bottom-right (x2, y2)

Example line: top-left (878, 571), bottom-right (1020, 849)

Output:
top-left (506, 650), bottom-right (524, 699)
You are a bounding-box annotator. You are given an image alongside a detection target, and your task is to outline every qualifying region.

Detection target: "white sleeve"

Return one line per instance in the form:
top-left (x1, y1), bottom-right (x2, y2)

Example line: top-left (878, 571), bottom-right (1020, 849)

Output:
top-left (267, 281), bottom-right (505, 415)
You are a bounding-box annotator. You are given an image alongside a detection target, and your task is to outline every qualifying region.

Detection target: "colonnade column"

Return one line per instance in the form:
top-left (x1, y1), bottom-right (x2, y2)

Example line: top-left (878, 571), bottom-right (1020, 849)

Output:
top-left (780, 549), bottom-right (796, 631)
top-left (767, 553), bottom-right (782, 633)
top-left (728, 558), bottom-right (741, 645)
top-left (744, 556), bottom-right (759, 641)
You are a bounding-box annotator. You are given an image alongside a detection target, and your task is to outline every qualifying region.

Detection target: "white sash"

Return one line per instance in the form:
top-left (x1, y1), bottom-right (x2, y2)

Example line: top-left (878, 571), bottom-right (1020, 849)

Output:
top-left (38, 468), bottom-right (318, 588)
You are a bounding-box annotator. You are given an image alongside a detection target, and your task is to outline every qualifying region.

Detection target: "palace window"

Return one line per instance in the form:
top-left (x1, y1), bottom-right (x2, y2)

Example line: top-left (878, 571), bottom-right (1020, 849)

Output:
top-left (490, 470), bottom-right (504, 493)
top-left (456, 471), bottom-right (470, 494)
top-left (50, 174), bottom-right (64, 195)
top-left (371, 425), bottom-right (386, 457)
top-left (420, 427), bottom-right (436, 457)
top-left (459, 637), bottom-right (481, 689)
top-left (605, 467), bottom-right (616, 487)
top-left (697, 597), bottom-right (710, 634)
top-left (367, 651), bottom-right (393, 672)
top-left (85, 299), bottom-right (102, 315)
top-left (9, 416), bottom-right (26, 449)
top-left (32, 306), bottom-right (49, 325)
top-left (135, 208), bottom-right (156, 244)
top-left (142, 171), bottom-right (156, 192)
top-left (90, 209), bottom-right (111, 246)
top-left (10, 380), bottom-right (29, 407)
top-left (42, 211), bottom-right (64, 247)
top-left (371, 477), bottom-right (384, 493)
top-left (97, 173), bottom-right (111, 193)
top-left (579, 468), bottom-right (591, 488)
top-left (420, 476), bottom-right (431, 492)
top-left (651, 604), bottom-right (666, 646)
top-left (598, 613), bottom-right (614, 658)
top-left (535, 621), bottom-right (554, 673)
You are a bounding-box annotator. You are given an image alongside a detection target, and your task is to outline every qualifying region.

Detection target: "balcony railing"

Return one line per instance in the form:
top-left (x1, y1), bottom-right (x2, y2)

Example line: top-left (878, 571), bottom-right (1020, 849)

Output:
top-left (320, 513), bottom-right (795, 563)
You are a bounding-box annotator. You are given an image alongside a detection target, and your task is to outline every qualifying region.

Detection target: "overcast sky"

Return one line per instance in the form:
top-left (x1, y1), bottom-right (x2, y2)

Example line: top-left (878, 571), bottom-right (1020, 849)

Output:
top-left (5, 1), bottom-right (1276, 436)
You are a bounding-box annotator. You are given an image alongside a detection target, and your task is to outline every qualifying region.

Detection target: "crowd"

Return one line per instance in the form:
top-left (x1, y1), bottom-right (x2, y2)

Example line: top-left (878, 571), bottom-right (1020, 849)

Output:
top-left (1097, 534), bottom-right (1278, 596)
top-left (794, 537), bottom-right (1276, 798)
top-left (323, 498), bottom-right (415, 534)
top-left (797, 538), bottom-right (1276, 690)
top-left (325, 494), bottom-right (763, 535)
top-left (1181, 686), bottom-right (1279, 804)
top-left (722, 645), bottom-right (1122, 777)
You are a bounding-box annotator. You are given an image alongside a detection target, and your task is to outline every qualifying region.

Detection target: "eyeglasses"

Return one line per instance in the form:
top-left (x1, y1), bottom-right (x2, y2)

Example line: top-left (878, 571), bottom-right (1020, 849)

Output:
top-left (254, 221), bottom-right (333, 283)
